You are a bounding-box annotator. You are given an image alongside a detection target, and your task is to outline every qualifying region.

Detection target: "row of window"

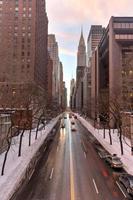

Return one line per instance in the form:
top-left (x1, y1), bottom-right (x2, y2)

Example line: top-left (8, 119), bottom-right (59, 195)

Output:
top-left (115, 34), bottom-right (133, 40)
top-left (114, 23), bottom-right (133, 29)
top-left (0, 0), bottom-right (32, 4)
top-left (0, 7), bottom-right (32, 11)
top-left (122, 70), bottom-right (133, 76)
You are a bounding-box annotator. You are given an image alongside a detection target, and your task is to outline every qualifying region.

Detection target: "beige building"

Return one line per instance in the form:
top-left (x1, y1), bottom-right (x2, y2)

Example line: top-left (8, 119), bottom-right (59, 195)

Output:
top-left (91, 17), bottom-right (133, 122)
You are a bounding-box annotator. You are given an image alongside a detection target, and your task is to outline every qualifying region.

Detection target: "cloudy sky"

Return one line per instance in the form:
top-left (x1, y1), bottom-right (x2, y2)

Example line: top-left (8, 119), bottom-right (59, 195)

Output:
top-left (46, 0), bottom-right (132, 101)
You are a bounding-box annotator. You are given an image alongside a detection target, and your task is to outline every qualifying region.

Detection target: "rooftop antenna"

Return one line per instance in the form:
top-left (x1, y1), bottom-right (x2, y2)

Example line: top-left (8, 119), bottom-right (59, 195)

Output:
top-left (81, 25), bottom-right (83, 36)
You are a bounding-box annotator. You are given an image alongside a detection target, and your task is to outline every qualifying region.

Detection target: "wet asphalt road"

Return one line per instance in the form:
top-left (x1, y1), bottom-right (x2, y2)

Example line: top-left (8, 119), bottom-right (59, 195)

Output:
top-left (14, 114), bottom-right (127, 200)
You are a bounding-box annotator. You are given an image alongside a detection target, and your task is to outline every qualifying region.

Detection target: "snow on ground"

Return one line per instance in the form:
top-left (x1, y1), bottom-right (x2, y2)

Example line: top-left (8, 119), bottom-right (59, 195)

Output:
top-left (0, 116), bottom-right (60, 200)
top-left (77, 114), bottom-right (133, 176)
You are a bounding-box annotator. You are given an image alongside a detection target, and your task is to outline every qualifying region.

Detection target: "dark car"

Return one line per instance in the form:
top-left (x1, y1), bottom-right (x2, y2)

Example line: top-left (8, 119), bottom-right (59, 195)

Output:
top-left (74, 115), bottom-right (77, 119)
top-left (61, 123), bottom-right (65, 128)
top-left (95, 145), bottom-right (110, 158)
top-left (105, 155), bottom-right (123, 169)
top-left (119, 174), bottom-right (133, 195)
top-left (69, 113), bottom-right (72, 118)
top-left (71, 120), bottom-right (75, 125)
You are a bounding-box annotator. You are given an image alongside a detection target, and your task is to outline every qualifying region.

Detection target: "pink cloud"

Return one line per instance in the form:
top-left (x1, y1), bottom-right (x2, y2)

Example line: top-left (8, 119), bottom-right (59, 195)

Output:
top-left (47, 0), bottom-right (133, 26)
top-left (46, 0), bottom-right (133, 57)
top-left (59, 47), bottom-right (76, 56)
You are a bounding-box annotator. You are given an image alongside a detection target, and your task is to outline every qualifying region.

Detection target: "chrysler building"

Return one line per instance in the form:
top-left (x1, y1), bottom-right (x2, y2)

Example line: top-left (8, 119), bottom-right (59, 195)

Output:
top-left (77, 30), bottom-right (86, 67)
top-left (76, 30), bottom-right (86, 85)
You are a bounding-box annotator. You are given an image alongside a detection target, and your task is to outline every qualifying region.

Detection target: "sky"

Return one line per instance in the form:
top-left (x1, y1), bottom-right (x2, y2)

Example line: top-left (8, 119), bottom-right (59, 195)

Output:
top-left (46, 0), bottom-right (133, 102)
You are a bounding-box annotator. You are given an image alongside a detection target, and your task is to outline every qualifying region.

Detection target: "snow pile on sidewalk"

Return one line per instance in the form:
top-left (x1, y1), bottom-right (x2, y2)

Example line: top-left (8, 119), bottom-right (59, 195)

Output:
top-left (77, 115), bottom-right (133, 176)
top-left (0, 116), bottom-right (60, 200)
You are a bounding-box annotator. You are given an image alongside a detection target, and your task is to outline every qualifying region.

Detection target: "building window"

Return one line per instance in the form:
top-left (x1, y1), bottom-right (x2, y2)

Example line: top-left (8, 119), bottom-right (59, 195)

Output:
top-left (21, 51), bottom-right (25, 56)
top-left (27, 51), bottom-right (30, 56)
top-left (27, 64), bottom-right (30, 68)
top-left (15, 7), bottom-right (19, 11)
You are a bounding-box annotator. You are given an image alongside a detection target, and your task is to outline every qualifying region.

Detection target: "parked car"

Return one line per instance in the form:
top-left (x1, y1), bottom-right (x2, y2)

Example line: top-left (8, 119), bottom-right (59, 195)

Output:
top-left (74, 115), bottom-right (77, 119)
top-left (119, 174), bottom-right (133, 196)
top-left (95, 145), bottom-right (109, 158)
top-left (105, 155), bottom-right (123, 169)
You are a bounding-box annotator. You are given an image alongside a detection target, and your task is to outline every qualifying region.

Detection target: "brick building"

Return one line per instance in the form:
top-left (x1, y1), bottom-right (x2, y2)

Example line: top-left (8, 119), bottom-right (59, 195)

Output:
top-left (0, 0), bottom-right (48, 104)
top-left (0, 0), bottom-right (48, 152)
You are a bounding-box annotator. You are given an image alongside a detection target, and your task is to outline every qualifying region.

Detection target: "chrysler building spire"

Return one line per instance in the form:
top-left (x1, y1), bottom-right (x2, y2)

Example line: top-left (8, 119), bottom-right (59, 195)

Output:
top-left (77, 29), bottom-right (86, 67)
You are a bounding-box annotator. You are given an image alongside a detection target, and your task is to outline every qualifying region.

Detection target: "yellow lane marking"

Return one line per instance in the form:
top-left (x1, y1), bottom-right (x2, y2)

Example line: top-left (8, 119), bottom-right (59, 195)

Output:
top-left (70, 148), bottom-right (75, 200)
top-left (69, 123), bottom-right (75, 200)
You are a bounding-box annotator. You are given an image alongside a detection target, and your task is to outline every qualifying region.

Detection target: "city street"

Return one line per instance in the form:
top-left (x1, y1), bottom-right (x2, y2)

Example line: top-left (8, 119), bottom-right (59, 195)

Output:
top-left (13, 114), bottom-right (127, 200)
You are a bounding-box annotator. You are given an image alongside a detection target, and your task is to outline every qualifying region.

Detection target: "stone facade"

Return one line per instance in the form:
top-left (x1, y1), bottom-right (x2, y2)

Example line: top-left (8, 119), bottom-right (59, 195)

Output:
top-left (91, 17), bottom-right (133, 123)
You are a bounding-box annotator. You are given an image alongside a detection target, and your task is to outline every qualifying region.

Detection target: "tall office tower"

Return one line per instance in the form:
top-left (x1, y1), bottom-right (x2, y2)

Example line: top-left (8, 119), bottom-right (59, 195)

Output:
top-left (0, 0), bottom-right (48, 95)
top-left (62, 81), bottom-right (67, 110)
top-left (70, 78), bottom-right (76, 110)
top-left (59, 62), bottom-right (64, 108)
top-left (76, 30), bottom-right (86, 111)
top-left (91, 17), bottom-right (133, 123)
top-left (87, 25), bottom-right (105, 67)
top-left (77, 30), bottom-right (86, 67)
top-left (76, 30), bottom-right (86, 85)
top-left (48, 34), bottom-right (60, 102)
top-left (86, 25), bottom-right (104, 116)
top-left (47, 54), bottom-right (53, 108)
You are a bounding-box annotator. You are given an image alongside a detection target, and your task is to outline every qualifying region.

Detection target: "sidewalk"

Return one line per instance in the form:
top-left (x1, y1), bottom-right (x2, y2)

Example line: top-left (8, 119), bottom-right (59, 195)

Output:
top-left (76, 114), bottom-right (133, 176)
top-left (0, 116), bottom-right (60, 200)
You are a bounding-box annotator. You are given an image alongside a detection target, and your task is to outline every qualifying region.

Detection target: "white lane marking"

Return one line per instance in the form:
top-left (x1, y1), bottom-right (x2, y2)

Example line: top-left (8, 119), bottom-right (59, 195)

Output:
top-left (29, 169), bottom-right (35, 180)
top-left (69, 119), bottom-right (75, 200)
top-left (84, 152), bottom-right (87, 159)
top-left (49, 168), bottom-right (54, 180)
top-left (93, 179), bottom-right (99, 194)
top-left (116, 181), bottom-right (127, 198)
top-left (81, 140), bottom-right (87, 154)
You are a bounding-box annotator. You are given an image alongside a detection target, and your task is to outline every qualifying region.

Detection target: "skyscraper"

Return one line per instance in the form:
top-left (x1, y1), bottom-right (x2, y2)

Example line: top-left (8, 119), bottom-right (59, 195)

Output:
top-left (76, 30), bottom-right (86, 86)
top-left (70, 78), bottom-right (76, 110)
top-left (86, 25), bottom-right (104, 116)
top-left (77, 30), bottom-right (86, 67)
top-left (0, 0), bottom-right (48, 93)
top-left (76, 30), bottom-right (86, 111)
top-left (48, 34), bottom-right (60, 102)
top-left (91, 17), bottom-right (133, 123)
top-left (87, 25), bottom-right (105, 67)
